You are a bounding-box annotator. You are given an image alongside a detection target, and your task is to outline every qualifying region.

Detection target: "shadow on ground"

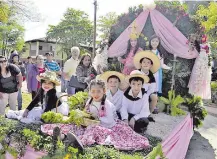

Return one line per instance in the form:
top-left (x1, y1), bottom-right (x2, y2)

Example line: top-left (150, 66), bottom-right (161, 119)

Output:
top-left (186, 131), bottom-right (216, 159)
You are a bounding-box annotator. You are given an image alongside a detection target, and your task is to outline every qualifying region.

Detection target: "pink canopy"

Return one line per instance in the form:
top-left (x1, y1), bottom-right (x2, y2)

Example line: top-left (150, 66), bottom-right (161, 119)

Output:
top-left (108, 9), bottom-right (198, 59)
top-left (108, 10), bottom-right (149, 57)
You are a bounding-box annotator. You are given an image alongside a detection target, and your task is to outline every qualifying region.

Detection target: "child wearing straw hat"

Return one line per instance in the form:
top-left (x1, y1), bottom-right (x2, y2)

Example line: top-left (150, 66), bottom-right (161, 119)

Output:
top-left (99, 71), bottom-right (125, 119)
top-left (133, 51), bottom-right (161, 113)
top-left (120, 70), bottom-right (151, 133)
top-left (5, 71), bottom-right (69, 123)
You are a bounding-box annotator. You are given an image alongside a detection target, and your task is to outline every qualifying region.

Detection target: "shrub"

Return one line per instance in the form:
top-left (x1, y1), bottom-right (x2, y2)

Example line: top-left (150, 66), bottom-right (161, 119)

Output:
top-left (185, 95), bottom-right (208, 128)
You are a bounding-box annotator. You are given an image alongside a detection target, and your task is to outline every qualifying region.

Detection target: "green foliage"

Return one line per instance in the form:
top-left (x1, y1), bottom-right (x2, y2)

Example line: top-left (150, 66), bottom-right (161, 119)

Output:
top-left (0, 19), bottom-right (25, 56)
top-left (0, 1), bottom-right (9, 23)
top-left (191, 2), bottom-right (217, 55)
top-left (160, 90), bottom-right (186, 116)
top-left (211, 81), bottom-right (217, 91)
top-left (41, 109), bottom-right (91, 126)
top-left (68, 92), bottom-right (89, 110)
top-left (68, 109), bottom-right (91, 126)
top-left (98, 12), bottom-right (118, 39)
top-left (0, 115), bottom-right (162, 158)
top-left (41, 112), bottom-right (64, 123)
top-left (46, 8), bottom-right (93, 57)
top-left (145, 143), bottom-right (165, 159)
top-left (185, 96), bottom-right (208, 128)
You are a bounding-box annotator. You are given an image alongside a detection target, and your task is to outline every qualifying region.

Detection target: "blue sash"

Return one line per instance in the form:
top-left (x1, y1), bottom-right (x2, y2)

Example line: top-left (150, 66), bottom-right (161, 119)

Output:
top-left (156, 50), bottom-right (163, 93)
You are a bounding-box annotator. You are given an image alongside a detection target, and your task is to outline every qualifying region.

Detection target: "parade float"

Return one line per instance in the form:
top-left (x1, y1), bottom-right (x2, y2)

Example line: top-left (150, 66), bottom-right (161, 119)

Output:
top-left (1, 2), bottom-right (208, 159)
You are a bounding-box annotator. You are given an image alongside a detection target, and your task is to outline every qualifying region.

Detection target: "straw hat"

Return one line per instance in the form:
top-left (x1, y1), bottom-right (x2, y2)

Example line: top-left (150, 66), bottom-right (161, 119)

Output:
top-left (36, 71), bottom-right (60, 86)
top-left (99, 71), bottom-right (125, 84)
top-left (125, 70), bottom-right (149, 84)
top-left (133, 50), bottom-right (161, 73)
top-left (99, 71), bottom-right (129, 90)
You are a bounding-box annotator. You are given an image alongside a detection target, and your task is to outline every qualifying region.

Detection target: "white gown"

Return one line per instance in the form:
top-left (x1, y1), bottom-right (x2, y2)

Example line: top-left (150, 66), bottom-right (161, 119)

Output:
top-left (188, 50), bottom-right (212, 99)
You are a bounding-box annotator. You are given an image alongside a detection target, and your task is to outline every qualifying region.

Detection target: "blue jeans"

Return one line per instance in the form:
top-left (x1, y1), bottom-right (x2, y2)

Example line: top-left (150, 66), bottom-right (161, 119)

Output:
top-left (66, 81), bottom-right (75, 95)
top-left (17, 89), bottom-right (22, 110)
top-left (61, 77), bottom-right (67, 93)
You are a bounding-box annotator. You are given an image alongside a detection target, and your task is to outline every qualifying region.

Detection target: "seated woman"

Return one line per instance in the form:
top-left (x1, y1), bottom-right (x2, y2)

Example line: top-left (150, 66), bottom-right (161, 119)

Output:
top-left (6, 71), bottom-right (69, 123)
top-left (43, 79), bottom-right (150, 152)
top-left (120, 70), bottom-right (151, 133)
top-left (99, 71), bottom-right (125, 119)
top-left (133, 51), bottom-right (161, 113)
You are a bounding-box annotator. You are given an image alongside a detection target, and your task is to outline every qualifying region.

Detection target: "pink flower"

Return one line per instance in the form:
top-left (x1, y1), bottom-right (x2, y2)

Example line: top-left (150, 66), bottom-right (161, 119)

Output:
top-left (90, 74), bottom-right (95, 78)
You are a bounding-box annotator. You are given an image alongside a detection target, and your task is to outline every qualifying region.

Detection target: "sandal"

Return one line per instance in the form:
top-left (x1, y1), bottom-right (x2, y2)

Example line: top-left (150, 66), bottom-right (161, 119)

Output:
top-left (67, 132), bottom-right (84, 152)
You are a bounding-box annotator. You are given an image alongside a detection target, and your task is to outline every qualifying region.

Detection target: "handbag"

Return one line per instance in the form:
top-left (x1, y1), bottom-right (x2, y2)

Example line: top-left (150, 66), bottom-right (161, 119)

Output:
top-left (69, 75), bottom-right (87, 89)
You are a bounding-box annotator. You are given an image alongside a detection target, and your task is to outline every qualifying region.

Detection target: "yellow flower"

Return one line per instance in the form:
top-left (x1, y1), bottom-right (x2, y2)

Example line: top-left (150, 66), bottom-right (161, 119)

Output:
top-left (64, 154), bottom-right (71, 159)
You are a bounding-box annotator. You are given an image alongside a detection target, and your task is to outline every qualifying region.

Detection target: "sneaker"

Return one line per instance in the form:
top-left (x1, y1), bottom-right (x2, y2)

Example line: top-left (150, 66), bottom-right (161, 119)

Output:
top-left (53, 127), bottom-right (61, 141)
top-left (67, 132), bottom-right (84, 152)
top-left (152, 107), bottom-right (159, 114)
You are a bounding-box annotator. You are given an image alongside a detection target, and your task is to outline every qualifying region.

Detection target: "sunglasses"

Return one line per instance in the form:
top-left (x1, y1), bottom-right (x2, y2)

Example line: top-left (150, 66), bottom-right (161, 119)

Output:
top-left (0, 60), bottom-right (7, 63)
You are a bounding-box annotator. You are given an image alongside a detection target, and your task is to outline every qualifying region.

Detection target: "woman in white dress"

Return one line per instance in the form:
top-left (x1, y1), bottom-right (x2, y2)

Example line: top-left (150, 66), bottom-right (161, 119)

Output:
top-left (188, 35), bottom-right (212, 99)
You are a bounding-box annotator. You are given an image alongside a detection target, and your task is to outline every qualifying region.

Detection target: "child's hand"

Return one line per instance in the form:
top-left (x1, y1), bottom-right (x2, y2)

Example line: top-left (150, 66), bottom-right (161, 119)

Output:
top-left (22, 109), bottom-right (29, 118)
top-left (129, 118), bottom-right (135, 129)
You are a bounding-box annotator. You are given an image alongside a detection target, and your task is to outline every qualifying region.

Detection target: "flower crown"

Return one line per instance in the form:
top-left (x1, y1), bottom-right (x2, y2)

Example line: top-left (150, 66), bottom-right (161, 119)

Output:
top-left (129, 21), bottom-right (140, 40)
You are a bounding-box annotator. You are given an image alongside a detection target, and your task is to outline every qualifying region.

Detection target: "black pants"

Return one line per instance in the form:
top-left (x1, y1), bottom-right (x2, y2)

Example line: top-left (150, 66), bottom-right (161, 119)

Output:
top-left (75, 88), bottom-right (84, 93)
top-left (128, 113), bottom-right (149, 133)
top-left (116, 111), bottom-right (122, 120)
top-left (32, 91), bottom-right (37, 99)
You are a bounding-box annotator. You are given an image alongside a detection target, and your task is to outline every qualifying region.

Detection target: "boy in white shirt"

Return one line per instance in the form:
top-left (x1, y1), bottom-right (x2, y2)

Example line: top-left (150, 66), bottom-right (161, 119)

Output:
top-left (121, 70), bottom-right (151, 133)
top-left (133, 51), bottom-right (161, 113)
top-left (100, 71), bottom-right (125, 119)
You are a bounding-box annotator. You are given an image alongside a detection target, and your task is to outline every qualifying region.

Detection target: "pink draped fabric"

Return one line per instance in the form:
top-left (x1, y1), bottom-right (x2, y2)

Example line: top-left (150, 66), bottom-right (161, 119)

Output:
top-left (108, 9), bottom-right (198, 59)
top-left (162, 114), bottom-right (193, 159)
top-left (108, 10), bottom-right (149, 57)
top-left (150, 10), bottom-right (198, 59)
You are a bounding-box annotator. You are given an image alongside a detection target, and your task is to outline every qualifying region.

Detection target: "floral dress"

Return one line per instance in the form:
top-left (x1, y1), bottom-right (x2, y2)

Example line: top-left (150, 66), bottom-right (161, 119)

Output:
top-left (41, 100), bottom-right (150, 151)
top-left (76, 100), bottom-right (150, 150)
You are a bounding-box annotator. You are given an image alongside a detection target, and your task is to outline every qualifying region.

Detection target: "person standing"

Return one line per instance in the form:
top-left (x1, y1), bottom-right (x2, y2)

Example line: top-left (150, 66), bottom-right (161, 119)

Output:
top-left (0, 55), bottom-right (22, 115)
top-left (25, 56), bottom-right (33, 81)
top-left (27, 55), bottom-right (47, 99)
top-left (62, 47), bottom-right (80, 95)
top-left (11, 54), bottom-right (26, 110)
top-left (44, 52), bottom-right (61, 75)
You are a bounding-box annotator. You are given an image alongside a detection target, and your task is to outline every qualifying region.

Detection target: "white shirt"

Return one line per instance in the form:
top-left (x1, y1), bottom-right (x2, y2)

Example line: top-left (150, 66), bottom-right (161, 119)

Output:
top-left (140, 69), bottom-right (157, 95)
top-left (63, 58), bottom-right (79, 80)
top-left (120, 89), bottom-right (150, 121)
top-left (106, 89), bottom-right (123, 112)
top-left (87, 99), bottom-right (117, 128)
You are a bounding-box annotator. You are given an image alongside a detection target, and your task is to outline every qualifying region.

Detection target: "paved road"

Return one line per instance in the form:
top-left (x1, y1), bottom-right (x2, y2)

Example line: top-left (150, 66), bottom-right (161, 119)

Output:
top-left (186, 114), bottom-right (217, 159)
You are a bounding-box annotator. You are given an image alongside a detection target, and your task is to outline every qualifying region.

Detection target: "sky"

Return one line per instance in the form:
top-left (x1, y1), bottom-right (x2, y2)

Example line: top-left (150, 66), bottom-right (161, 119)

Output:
top-left (24, 0), bottom-right (155, 41)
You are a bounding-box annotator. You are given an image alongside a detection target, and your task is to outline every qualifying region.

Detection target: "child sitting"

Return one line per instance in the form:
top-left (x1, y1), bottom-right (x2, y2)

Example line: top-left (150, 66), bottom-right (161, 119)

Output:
top-left (65, 79), bottom-right (150, 151)
top-left (6, 71), bottom-right (69, 123)
top-left (133, 51), bottom-right (161, 113)
top-left (99, 71), bottom-right (125, 119)
top-left (120, 70), bottom-right (150, 133)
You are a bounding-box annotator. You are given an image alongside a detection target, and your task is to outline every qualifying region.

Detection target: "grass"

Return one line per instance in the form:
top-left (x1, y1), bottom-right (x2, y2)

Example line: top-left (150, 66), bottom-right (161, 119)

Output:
top-left (22, 92), bottom-right (32, 109)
